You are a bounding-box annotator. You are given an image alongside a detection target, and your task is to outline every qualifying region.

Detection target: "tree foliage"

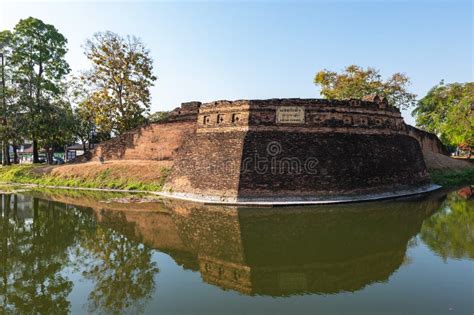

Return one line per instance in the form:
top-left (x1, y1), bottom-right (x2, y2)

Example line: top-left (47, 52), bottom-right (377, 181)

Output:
top-left (0, 30), bottom-right (16, 164)
top-left (8, 17), bottom-right (70, 162)
top-left (420, 189), bottom-right (474, 261)
top-left (82, 31), bottom-right (157, 136)
top-left (314, 65), bottom-right (417, 109)
top-left (412, 81), bottom-right (474, 148)
top-left (148, 111), bottom-right (169, 123)
top-left (0, 18), bottom-right (160, 164)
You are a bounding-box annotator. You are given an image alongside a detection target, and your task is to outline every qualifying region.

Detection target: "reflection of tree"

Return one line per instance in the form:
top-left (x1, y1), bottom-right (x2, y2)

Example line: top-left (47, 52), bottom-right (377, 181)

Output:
top-left (79, 210), bottom-right (158, 315)
top-left (421, 191), bottom-right (474, 260)
top-left (1, 193), bottom-right (159, 315)
top-left (0, 195), bottom-right (85, 314)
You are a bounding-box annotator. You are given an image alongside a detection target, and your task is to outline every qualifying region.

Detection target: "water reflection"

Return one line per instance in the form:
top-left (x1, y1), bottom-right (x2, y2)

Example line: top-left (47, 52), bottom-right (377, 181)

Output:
top-left (78, 210), bottom-right (159, 314)
top-left (0, 188), bottom-right (471, 313)
top-left (420, 186), bottom-right (474, 261)
top-left (0, 195), bottom-right (86, 314)
top-left (0, 193), bottom-right (158, 315)
top-left (165, 196), bottom-right (443, 296)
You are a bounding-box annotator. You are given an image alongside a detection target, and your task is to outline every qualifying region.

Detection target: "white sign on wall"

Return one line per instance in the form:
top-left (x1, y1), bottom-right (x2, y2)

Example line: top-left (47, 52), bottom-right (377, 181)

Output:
top-left (276, 106), bottom-right (305, 124)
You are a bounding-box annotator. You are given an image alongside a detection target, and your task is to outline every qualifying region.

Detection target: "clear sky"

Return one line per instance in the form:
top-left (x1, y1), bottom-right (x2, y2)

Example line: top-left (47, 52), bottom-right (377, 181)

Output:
top-left (1, 0), bottom-right (472, 125)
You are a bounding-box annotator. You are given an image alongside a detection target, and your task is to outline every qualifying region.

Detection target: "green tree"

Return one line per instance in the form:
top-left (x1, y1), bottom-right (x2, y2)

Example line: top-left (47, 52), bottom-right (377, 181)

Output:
top-left (0, 30), bottom-right (13, 165)
top-left (420, 190), bottom-right (474, 261)
top-left (82, 31), bottom-right (157, 136)
top-left (9, 17), bottom-right (70, 163)
top-left (148, 111), bottom-right (169, 123)
top-left (37, 97), bottom-right (76, 164)
top-left (412, 82), bottom-right (474, 151)
top-left (314, 65), bottom-right (417, 109)
top-left (66, 76), bottom-right (97, 151)
top-left (0, 30), bottom-right (28, 165)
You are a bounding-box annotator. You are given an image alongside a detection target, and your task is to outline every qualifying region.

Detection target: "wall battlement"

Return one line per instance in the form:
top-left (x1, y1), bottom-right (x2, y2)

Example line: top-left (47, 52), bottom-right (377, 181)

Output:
top-left (196, 98), bottom-right (406, 136)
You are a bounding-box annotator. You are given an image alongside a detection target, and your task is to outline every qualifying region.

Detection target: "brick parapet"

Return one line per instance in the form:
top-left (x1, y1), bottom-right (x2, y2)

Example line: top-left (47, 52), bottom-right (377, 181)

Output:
top-left (196, 99), bottom-right (406, 135)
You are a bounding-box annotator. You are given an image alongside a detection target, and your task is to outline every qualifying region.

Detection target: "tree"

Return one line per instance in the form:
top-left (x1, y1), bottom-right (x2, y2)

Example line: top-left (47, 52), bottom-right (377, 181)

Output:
top-left (82, 31), bottom-right (157, 136)
top-left (148, 111), bottom-right (169, 123)
top-left (9, 17), bottom-right (70, 163)
top-left (314, 65), bottom-right (417, 109)
top-left (0, 30), bottom-right (13, 165)
top-left (63, 75), bottom-right (96, 152)
top-left (36, 96), bottom-right (76, 164)
top-left (420, 189), bottom-right (474, 261)
top-left (412, 82), bottom-right (474, 151)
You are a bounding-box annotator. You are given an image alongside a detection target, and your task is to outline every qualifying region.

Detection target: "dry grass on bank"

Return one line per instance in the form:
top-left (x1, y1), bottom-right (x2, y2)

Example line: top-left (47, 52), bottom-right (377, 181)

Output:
top-left (423, 151), bottom-right (472, 171)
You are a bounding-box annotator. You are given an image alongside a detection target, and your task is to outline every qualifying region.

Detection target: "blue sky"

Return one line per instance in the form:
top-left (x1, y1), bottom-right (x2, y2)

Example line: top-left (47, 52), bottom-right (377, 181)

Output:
top-left (1, 0), bottom-right (472, 125)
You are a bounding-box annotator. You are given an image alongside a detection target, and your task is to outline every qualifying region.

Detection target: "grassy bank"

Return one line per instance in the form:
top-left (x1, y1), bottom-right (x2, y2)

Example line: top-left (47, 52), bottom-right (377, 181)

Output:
top-left (0, 162), bottom-right (170, 191)
top-left (1, 162), bottom-right (472, 193)
top-left (429, 167), bottom-right (474, 187)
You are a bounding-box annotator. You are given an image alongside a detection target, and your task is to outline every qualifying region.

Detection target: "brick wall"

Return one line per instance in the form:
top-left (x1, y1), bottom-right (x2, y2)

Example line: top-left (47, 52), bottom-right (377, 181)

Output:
top-left (165, 98), bottom-right (432, 200)
top-left (238, 132), bottom-right (429, 197)
top-left (93, 120), bottom-right (196, 161)
top-left (92, 102), bottom-right (201, 161)
top-left (406, 125), bottom-right (448, 155)
top-left (165, 131), bottom-right (247, 198)
top-left (165, 130), bottom-right (429, 199)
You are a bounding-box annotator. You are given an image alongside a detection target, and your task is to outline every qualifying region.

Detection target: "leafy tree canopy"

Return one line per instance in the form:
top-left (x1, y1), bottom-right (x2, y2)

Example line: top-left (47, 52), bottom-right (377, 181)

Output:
top-left (11, 17), bottom-right (70, 95)
top-left (82, 31), bottom-right (157, 136)
top-left (412, 81), bottom-right (474, 147)
top-left (314, 65), bottom-right (417, 109)
top-left (6, 17), bottom-right (70, 163)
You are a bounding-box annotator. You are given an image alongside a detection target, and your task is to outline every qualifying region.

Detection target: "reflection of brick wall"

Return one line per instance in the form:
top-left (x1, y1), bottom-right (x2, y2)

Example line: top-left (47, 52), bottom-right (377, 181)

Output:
top-left (161, 197), bottom-right (440, 296)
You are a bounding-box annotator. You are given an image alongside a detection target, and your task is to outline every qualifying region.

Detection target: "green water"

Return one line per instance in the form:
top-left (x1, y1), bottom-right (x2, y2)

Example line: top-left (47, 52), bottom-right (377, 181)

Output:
top-left (0, 188), bottom-right (473, 315)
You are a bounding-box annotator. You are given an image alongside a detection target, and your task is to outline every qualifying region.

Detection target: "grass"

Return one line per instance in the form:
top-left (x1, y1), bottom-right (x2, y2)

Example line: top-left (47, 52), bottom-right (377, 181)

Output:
top-left (3, 162), bottom-right (471, 192)
top-left (429, 167), bottom-right (474, 187)
top-left (0, 164), bottom-right (170, 192)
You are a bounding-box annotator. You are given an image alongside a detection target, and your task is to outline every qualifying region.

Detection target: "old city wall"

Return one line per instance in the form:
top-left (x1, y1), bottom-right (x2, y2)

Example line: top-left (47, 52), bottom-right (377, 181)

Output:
top-left (92, 121), bottom-right (196, 161)
top-left (406, 125), bottom-right (448, 155)
top-left (91, 99), bottom-right (444, 166)
top-left (92, 102), bottom-right (201, 161)
top-left (164, 99), bottom-right (431, 200)
top-left (89, 98), bottom-right (445, 201)
top-left (238, 132), bottom-right (428, 198)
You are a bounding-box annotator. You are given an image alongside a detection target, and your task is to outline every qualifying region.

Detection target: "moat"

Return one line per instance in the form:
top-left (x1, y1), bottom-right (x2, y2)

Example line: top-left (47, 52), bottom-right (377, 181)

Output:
top-left (0, 188), bottom-right (473, 315)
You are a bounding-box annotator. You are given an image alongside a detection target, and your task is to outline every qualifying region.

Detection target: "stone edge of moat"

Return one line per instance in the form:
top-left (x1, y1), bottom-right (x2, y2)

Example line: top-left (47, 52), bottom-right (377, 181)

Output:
top-left (0, 182), bottom-right (442, 206)
top-left (157, 184), bottom-right (442, 206)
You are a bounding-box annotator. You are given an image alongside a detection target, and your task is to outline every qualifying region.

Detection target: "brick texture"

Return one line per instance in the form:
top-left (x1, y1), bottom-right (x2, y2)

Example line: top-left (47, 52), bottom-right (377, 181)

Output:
top-left (165, 98), bottom-right (432, 200)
